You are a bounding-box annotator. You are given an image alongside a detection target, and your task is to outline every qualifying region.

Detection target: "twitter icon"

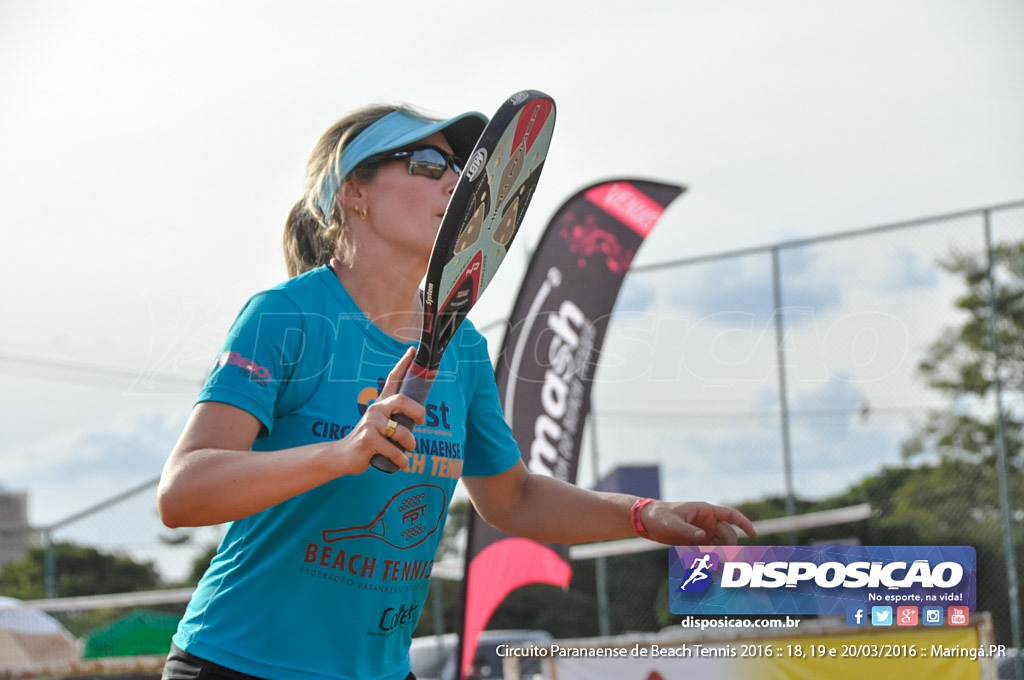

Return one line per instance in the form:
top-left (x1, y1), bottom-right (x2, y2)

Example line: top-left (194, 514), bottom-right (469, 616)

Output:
top-left (871, 606), bottom-right (893, 626)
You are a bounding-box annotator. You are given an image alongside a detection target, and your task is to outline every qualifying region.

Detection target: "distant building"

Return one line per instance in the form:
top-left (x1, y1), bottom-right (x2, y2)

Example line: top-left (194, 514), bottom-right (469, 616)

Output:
top-left (0, 488), bottom-right (31, 568)
top-left (595, 465), bottom-right (661, 500)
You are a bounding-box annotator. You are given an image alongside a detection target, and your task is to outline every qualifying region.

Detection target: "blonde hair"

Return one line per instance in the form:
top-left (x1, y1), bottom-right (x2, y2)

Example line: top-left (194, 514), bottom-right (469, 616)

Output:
top-left (282, 200), bottom-right (335, 278)
top-left (282, 103), bottom-right (438, 275)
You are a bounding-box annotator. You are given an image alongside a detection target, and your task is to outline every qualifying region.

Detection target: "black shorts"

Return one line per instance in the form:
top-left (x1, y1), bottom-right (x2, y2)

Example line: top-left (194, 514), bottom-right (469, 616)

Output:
top-left (162, 644), bottom-right (415, 680)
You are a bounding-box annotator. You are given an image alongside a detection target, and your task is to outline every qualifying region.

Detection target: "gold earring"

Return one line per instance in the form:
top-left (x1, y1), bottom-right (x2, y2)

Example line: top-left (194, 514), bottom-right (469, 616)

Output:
top-left (358, 207), bottom-right (368, 221)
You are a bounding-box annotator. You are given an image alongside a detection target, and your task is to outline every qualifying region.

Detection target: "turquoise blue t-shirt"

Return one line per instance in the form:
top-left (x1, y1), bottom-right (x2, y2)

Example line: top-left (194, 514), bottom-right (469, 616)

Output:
top-left (172, 266), bottom-right (521, 680)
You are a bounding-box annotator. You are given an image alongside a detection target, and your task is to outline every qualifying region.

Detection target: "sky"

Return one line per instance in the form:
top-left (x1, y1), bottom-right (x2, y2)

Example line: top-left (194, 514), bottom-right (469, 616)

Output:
top-left (1, 0), bottom-right (1023, 581)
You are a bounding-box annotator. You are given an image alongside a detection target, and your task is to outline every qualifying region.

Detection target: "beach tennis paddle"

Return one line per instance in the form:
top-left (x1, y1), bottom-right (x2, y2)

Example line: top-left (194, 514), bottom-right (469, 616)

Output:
top-left (371, 90), bottom-right (557, 473)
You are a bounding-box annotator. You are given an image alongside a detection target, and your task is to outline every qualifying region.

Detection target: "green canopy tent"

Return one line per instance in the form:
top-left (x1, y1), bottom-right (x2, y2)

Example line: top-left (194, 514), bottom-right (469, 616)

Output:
top-left (82, 610), bottom-right (180, 659)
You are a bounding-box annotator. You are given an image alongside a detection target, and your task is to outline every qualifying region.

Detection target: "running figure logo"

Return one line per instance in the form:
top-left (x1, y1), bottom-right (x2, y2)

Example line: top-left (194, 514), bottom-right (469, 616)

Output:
top-left (678, 552), bottom-right (719, 593)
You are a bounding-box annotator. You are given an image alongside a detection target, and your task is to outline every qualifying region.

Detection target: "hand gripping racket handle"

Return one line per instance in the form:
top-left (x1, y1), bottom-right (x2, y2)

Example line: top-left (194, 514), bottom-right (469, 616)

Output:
top-left (370, 364), bottom-right (435, 473)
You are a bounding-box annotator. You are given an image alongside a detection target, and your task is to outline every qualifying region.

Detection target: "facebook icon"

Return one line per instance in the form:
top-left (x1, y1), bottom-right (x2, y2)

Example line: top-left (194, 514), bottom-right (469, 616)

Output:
top-left (846, 606), bottom-right (867, 626)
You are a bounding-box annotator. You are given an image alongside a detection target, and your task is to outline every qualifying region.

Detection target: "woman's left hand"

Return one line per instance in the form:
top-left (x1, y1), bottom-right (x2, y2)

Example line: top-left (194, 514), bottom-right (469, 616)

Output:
top-left (640, 501), bottom-right (756, 546)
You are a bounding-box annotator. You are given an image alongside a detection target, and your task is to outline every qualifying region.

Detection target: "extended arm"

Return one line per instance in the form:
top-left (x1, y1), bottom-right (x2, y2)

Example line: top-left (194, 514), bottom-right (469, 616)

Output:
top-left (461, 461), bottom-right (755, 546)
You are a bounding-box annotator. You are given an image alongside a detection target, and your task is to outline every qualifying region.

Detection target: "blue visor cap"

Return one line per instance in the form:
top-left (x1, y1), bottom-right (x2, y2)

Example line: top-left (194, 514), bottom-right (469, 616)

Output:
top-left (316, 109), bottom-right (488, 222)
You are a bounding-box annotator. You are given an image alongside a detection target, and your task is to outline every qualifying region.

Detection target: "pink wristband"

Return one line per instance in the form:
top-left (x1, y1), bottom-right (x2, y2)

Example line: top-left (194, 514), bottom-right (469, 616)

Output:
top-left (631, 497), bottom-right (654, 539)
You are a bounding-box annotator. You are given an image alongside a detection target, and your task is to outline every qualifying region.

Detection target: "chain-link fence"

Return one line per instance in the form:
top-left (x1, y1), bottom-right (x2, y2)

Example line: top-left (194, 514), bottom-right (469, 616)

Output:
top-left (2, 200), bottom-right (1022, 674)
top-left (581, 200), bottom-right (1024, 643)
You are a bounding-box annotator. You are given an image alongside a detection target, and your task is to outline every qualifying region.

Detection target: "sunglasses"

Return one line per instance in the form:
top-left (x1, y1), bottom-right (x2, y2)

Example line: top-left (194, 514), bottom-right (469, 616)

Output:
top-left (363, 145), bottom-right (464, 180)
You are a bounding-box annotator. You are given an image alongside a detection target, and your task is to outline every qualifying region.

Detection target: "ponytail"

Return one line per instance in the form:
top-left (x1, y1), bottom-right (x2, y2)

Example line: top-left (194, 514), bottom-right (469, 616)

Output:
top-left (282, 200), bottom-right (334, 277)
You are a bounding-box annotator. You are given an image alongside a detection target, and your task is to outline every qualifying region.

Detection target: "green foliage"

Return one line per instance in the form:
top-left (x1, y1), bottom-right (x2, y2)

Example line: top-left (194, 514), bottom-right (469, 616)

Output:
top-left (487, 583), bottom-right (596, 638)
top-left (478, 549), bottom-right (667, 638)
top-left (414, 580), bottom-right (457, 637)
top-left (184, 544), bottom-right (218, 587)
top-left (437, 498), bottom-right (471, 562)
top-left (902, 241), bottom-right (1024, 645)
top-left (910, 242), bottom-right (1024, 469)
top-left (918, 242), bottom-right (1024, 398)
top-left (816, 240), bottom-right (1023, 644)
top-left (0, 542), bottom-right (160, 600)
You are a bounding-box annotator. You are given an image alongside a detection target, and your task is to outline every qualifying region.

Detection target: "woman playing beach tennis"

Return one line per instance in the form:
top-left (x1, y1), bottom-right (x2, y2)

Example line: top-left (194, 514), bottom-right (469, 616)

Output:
top-left (157, 100), bottom-right (755, 680)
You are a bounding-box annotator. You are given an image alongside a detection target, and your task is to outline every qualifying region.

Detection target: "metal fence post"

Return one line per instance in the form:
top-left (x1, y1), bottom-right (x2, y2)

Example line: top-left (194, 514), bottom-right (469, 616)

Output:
top-left (44, 528), bottom-right (56, 599)
top-left (771, 247), bottom-right (798, 544)
top-left (589, 412), bottom-right (612, 637)
top-left (983, 210), bottom-right (1022, 680)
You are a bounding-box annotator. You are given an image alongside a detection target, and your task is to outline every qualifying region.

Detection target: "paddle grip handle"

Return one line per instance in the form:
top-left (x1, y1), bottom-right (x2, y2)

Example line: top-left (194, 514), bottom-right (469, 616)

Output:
top-left (369, 365), bottom-right (435, 473)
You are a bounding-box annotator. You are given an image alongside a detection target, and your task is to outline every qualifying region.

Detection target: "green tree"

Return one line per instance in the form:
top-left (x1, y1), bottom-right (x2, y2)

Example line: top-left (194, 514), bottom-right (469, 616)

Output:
top-left (0, 542), bottom-right (160, 600)
top-left (904, 241), bottom-right (1024, 470)
top-left (437, 498), bottom-right (471, 562)
top-left (728, 242), bottom-right (1023, 645)
top-left (896, 241), bottom-right (1023, 645)
top-left (184, 544), bottom-right (218, 587)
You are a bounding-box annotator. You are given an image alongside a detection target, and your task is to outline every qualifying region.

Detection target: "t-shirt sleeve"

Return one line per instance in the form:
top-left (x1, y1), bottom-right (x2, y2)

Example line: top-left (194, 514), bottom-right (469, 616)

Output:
top-left (196, 290), bottom-right (309, 434)
top-left (460, 330), bottom-right (522, 477)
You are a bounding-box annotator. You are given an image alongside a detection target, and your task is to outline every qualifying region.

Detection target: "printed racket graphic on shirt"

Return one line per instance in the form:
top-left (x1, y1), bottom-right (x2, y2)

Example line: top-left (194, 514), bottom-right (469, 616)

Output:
top-left (321, 484), bottom-right (447, 549)
top-left (372, 90), bottom-right (557, 473)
